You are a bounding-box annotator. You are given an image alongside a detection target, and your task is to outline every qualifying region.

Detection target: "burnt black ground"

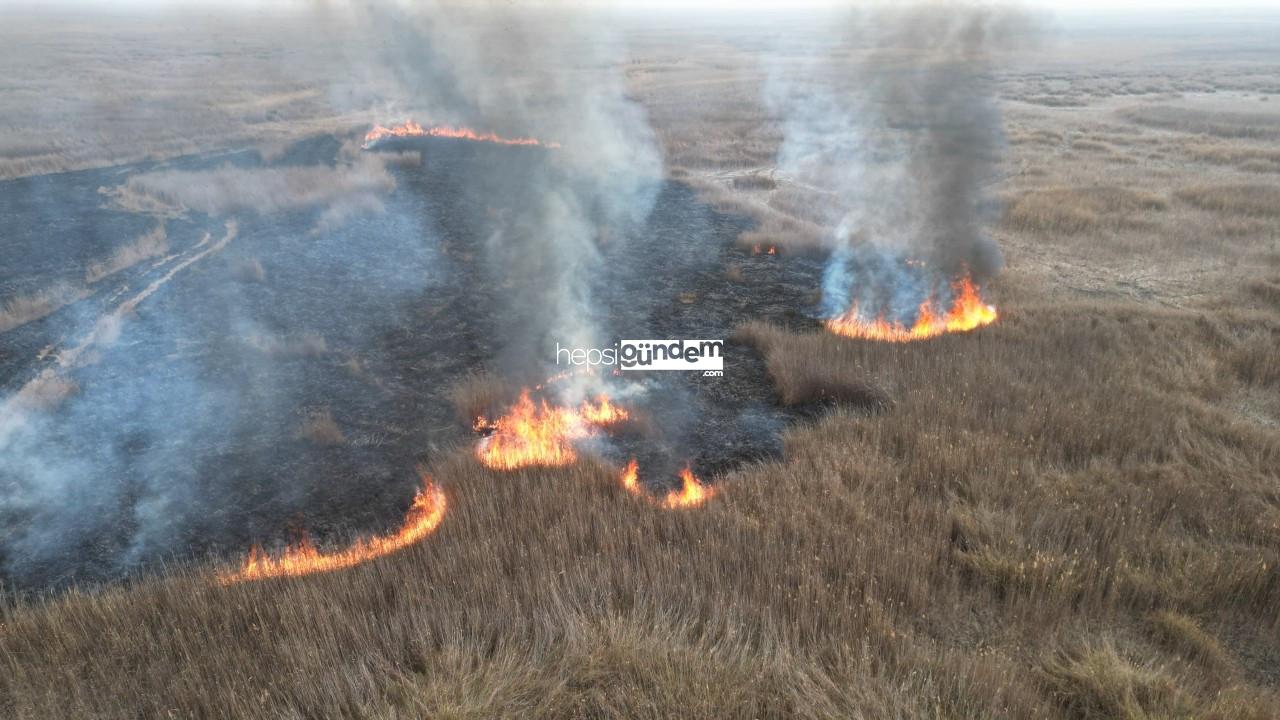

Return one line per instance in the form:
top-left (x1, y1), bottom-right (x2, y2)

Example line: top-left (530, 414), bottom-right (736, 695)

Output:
top-left (0, 134), bottom-right (830, 592)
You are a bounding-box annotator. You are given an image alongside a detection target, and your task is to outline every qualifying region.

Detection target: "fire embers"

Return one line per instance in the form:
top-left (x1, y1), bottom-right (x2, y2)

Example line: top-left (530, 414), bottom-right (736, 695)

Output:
top-left (619, 459), bottom-right (717, 509)
top-left (221, 468), bottom-right (446, 584)
top-left (821, 248), bottom-right (997, 342)
top-left (363, 121), bottom-right (560, 150)
top-left (474, 390), bottom-right (628, 470)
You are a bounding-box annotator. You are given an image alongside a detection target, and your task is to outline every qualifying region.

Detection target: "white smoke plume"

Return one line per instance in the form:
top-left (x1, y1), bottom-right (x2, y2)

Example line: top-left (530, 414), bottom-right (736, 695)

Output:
top-left (765, 3), bottom-right (1038, 320)
top-left (325, 1), bottom-right (663, 385)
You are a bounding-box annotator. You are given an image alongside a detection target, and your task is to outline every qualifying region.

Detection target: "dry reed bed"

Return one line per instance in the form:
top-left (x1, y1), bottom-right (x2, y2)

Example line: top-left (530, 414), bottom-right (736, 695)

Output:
top-left (3, 295), bottom-right (1278, 718)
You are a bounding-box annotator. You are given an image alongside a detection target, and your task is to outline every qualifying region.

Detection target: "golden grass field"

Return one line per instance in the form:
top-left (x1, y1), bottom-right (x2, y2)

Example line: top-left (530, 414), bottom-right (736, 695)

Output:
top-left (2, 10), bottom-right (1279, 719)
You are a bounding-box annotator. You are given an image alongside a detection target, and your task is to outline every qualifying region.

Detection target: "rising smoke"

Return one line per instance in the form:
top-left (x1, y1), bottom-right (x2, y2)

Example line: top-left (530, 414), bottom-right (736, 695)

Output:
top-left (766, 3), bottom-right (1037, 321)
top-left (329, 1), bottom-right (663, 386)
top-left (0, 1), bottom-right (661, 588)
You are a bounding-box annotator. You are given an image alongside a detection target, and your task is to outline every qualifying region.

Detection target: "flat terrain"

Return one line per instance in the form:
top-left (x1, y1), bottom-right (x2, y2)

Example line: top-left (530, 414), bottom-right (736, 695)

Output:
top-left (2, 9), bottom-right (1279, 719)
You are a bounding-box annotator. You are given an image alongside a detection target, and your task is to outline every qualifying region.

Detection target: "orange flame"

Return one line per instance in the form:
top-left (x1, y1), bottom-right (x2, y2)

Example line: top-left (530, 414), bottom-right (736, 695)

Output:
top-left (664, 464), bottom-right (715, 509)
top-left (619, 458), bottom-right (642, 496)
top-left (825, 274), bottom-right (997, 342)
top-left (476, 390), bottom-right (628, 470)
top-left (363, 121), bottom-right (560, 149)
top-left (616, 459), bottom-right (716, 509)
top-left (751, 244), bottom-right (778, 256)
top-left (220, 470), bottom-right (446, 584)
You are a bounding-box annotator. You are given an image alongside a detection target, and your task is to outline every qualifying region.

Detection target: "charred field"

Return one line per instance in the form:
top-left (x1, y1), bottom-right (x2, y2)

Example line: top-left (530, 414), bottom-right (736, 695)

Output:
top-left (0, 133), bottom-right (840, 591)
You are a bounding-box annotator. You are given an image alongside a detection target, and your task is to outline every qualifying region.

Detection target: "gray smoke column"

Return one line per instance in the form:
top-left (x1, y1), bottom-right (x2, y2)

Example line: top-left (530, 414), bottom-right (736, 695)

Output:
top-left (331, 1), bottom-right (662, 387)
top-left (766, 3), bottom-right (1037, 322)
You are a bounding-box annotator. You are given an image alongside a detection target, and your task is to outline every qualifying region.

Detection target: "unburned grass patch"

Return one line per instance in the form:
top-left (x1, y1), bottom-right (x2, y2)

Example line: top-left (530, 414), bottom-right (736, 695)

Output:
top-left (1040, 640), bottom-right (1197, 719)
top-left (731, 173), bottom-right (777, 191)
top-left (1230, 330), bottom-right (1280, 387)
top-left (448, 370), bottom-right (515, 426)
top-left (1175, 184), bottom-right (1280, 217)
top-left (1246, 277), bottom-right (1280, 308)
top-left (298, 406), bottom-right (345, 445)
top-left (1185, 142), bottom-right (1280, 173)
top-left (85, 224), bottom-right (168, 283)
top-left (733, 320), bottom-right (893, 410)
top-left (1002, 186), bottom-right (1168, 234)
top-left (0, 282), bottom-right (89, 333)
top-left (1147, 611), bottom-right (1235, 675)
top-left (1120, 105), bottom-right (1280, 140)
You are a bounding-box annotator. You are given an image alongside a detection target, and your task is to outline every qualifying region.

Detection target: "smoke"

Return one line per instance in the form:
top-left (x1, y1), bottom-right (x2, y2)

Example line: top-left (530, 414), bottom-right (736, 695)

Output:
top-left (327, 1), bottom-right (663, 388)
top-left (0, 1), bottom-right (661, 587)
top-left (104, 154), bottom-right (398, 231)
top-left (766, 2), bottom-right (1037, 320)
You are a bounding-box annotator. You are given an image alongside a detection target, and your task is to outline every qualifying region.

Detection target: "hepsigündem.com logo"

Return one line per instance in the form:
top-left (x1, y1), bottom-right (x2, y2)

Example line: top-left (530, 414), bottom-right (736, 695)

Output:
top-left (556, 340), bottom-right (723, 374)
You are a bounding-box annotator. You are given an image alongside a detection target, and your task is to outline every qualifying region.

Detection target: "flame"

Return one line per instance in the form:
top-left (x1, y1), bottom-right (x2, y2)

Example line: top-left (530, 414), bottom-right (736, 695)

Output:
top-left (616, 459), bottom-right (716, 509)
top-left (619, 458), bottom-right (642, 496)
top-left (580, 395), bottom-right (627, 425)
top-left (363, 121), bottom-right (560, 149)
top-left (825, 274), bottom-right (997, 342)
top-left (751, 244), bottom-right (778, 256)
top-left (221, 470), bottom-right (446, 584)
top-left (664, 464), bottom-right (715, 509)
top-left (476, 390), bottom-right (628, 470)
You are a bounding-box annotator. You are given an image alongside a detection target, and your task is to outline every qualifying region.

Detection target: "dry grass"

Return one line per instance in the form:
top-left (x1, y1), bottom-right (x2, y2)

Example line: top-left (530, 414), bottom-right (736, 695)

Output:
top-left (8, 371), bottom-right (78, 412)
top-left (245, 331), bottom-right (328, 358)
top-left (1009, 129), bottom-right (1065, 146)
top-left (448, 371), bottom-right (515, 425)
top-left (1002, 186), bottom-right (1168, 234)
top-left (733, 321), bottom-right (893, 410)
top-left (1040, 641), bottom-right (1197, 719)
top-left (1147, 611), bottom-right (1235, 674)
top-left (0, 283), bottom-right (89, 333)
top-left (1185, 142), bottom-right (1280, 173)
top-left (229, 257), bottom-right (267, 283)
top-left (1175, 184), bottom-right (1280, 217)
top-left (1230, 331), bottom-right (1280, 387)
top-left (4, 14), bottom-right (1280, 720)
top-left (84, 225), bottom-right (168, 284)
top-left (298, 407), bottom-right (346, 445)
top-left (1119, 105), bottom-right (1280, 140)
top-left (5, 285), bottom-right (1279, 717)
top-left (731, 173), bottom-right (778, 191)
